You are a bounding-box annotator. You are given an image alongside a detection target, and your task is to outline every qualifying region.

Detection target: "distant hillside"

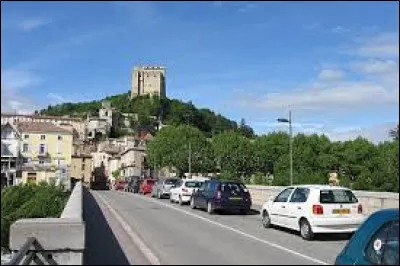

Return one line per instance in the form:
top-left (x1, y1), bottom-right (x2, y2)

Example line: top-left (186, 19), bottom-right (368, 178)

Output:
top-left (38, 92), bottom-right (255, 138)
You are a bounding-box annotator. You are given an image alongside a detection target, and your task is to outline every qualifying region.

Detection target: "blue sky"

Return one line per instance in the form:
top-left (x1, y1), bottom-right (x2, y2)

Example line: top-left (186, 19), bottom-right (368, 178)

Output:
top-left (1, 1), bottom-right (399, 143)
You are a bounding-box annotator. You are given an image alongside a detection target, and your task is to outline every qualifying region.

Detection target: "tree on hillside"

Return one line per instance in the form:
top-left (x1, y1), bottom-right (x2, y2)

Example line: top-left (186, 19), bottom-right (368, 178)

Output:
top-left (147, 125), bottom-right (214, 175)
top-left (238, 118), bottom-right (255, 138)
top-left (389, 124), bottom-right (399, 141)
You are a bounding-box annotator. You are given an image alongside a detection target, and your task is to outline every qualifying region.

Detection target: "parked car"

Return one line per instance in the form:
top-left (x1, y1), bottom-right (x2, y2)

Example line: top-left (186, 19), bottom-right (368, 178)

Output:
top-left (139, 179), bottom-right (156, 195)
top-left (190, 180), bottom-right (252, 214)
top-left (151, 178), bottom-right (180, 199)
top-left (335, 208), bottom-right (399, 265)
top-left (126, 176), bottom-right (141, 193)
top-left (170, 179), bottom-right (202, 205)
top-left (114, 179), bottom-right (126, 191)
top-left (261, 185), bottom-right (365, 240)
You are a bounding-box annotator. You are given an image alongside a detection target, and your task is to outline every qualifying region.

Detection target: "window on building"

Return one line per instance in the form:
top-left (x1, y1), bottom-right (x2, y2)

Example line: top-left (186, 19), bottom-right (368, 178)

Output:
top-left (39, 159), bottom-right (45, 165)
top-left (23, 144), bottom-right (29, 153)
top-left (24, 134), bottom-right (29, 139)
top-left (58, 135), bottom-right (63, 140)
top-left (41, 135), bottom-right (46, 140)
top-left (27, 172), bottom-right (37, 184)
top-left (23, 158), bottom-right (29, 164)
top-left (39, 144), bottom-right (46, 154)
top-left (82, 163), bottom-right (85, 171)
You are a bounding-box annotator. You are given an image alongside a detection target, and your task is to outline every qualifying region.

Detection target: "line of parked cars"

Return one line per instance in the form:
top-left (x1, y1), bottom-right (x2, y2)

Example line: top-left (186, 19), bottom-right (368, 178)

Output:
top-left (122, 176), bottom-right (399, 265)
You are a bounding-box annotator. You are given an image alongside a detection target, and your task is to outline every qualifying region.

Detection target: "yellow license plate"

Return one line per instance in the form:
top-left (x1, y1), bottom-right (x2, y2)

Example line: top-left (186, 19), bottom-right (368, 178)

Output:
top-left (333, 209), bottom-right (350, 214)
top-left (230, 197), bottom-right (242, 200)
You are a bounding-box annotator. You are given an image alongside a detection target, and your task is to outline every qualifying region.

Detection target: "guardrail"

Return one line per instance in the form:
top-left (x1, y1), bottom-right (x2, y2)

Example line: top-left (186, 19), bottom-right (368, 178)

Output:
top-left (247, 185), bottom-right (399, 214)
top-left (3, 237), bottom-right (57, 265)
top-left (7, 182), bottom-right (85, 265)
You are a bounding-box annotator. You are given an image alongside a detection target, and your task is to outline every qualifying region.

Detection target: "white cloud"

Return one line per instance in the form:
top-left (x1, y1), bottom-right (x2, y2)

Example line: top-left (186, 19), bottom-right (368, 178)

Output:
top-left (317, 69), bottom-right (345, 82)
top-left (18, 18), bottom-right (51, 31)
top-left (1, 70), bottom-right (41, 114)
top-left (47, 93), bottom-right (70, 104)
top-left (357, 32), bottom-right (399, 58)
top-left (114, 1), bottom-right (162, 25)
top-left (237, 3), bottom-right (257, 13)
top-left (303, 23), bottom-right (321, 31)
top-left (352, 59), bottom-right (398, 76)
top-left (242, 81), bottom-right (398, 111)
top-left (330, 25), bottom-right (350, 34)
top-left (212, 1), bottom-right (223, 7)
top-left (1, 70), bottom-right (42, 91)
top-left (326, 122), bottom-right (397, 144)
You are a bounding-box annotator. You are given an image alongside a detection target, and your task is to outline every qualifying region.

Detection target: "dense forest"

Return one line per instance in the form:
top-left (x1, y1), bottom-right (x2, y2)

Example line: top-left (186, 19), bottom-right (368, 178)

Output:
top-left (39, 93), bottom-right (255, 138)
top-left (147, 125), bottom-right (399, 193)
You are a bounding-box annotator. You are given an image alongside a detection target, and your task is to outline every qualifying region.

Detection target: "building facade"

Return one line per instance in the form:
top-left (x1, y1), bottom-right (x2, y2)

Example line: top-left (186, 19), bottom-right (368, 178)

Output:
top-left (71, 155), bottom-right (93, 184)
top-left (120, 147), bottom-right (147, 178)
top-left (17, 122), bottom-right (73, 185)
top-left (131, 66), bottom-right (166, 99)
top-left (1, 113), bottom-right (86, 140)
top-left (1, 123), bottom-right (22, 187)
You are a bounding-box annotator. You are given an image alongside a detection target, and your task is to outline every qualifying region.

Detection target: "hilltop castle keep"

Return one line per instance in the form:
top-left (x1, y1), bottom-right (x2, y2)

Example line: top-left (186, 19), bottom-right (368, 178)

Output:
top-left (131, 66), bottom-right (166, 99)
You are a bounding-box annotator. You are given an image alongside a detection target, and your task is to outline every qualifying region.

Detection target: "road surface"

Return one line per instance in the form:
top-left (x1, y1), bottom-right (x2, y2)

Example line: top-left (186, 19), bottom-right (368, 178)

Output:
top-left (90, 190), bottom-right (349, 265)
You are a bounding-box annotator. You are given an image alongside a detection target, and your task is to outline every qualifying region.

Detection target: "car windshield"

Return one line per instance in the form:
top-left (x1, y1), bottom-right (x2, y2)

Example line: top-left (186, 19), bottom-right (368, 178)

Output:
top-left (165, 179), bottom-right (179, 185)
top-left (319, 189), bottom-right (358, 204)
top-left (185, 181), bottom-right (201, 188)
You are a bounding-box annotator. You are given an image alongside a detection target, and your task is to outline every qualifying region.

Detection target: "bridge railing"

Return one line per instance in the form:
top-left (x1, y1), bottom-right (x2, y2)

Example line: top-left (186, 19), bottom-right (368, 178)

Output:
top-left (7, 182), bottom-right (85, 265)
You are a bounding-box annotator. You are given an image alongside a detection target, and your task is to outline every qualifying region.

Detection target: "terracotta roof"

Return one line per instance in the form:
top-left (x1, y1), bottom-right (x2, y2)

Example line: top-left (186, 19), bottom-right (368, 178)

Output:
top-left (16, 122), bottom-right (72, 134)
top-left (1, 112), bottom-right (83, 122)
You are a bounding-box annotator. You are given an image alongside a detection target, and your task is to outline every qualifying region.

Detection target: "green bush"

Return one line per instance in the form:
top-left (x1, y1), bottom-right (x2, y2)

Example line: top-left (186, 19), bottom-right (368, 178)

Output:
top-left (1, 183), bottom-right (69, 249)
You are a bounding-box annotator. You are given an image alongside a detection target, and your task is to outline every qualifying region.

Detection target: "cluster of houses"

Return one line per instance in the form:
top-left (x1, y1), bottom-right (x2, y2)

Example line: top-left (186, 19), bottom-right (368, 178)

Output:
top-left (0, 101), bottom-right (156, 189)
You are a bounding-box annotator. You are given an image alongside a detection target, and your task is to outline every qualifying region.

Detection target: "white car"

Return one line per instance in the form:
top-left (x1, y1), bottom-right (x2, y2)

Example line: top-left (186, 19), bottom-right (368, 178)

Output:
top-left (170, 179), bottom-right (202, 205)
top-left (260, 185), bottom-right (366, 240)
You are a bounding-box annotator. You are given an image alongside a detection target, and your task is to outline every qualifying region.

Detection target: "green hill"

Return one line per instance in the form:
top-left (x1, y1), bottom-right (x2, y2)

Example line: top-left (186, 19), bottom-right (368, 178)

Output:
top-left (38, 92), bottom-right (255, 138)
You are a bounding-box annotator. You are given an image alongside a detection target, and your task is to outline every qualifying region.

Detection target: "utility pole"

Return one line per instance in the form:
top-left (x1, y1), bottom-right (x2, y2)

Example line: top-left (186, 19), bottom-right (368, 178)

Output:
top-left (187, 113), bottom-right (192, 179)
top-left (188, 142), bottom-right (192, 179)
top-left (277, 109), bottom-right (293, 186)
top-left (289, 110), bottom-right (293, 186)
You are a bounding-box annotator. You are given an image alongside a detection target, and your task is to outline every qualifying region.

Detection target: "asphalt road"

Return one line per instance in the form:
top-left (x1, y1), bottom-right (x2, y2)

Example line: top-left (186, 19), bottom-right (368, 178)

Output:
top-left (90, 190), bottom-right (350, 265)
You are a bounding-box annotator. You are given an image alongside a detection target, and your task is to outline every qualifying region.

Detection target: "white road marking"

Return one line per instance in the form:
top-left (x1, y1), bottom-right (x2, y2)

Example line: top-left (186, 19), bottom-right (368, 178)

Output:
top-left (123, 191), bottom-right (330, 265)
top-left (93, 191), bottom-right (161, 265)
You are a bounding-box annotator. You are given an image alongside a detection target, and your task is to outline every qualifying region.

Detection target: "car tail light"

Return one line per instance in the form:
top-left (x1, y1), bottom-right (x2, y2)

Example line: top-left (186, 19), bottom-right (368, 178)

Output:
top-left (358, 204), bottom-right (363, 214)
top-left (216, 190), bottom-right (222, 200)
top-left (182, 188), bottom-right (188, 192)
top-left (313, 205), bottom-right (323, 215)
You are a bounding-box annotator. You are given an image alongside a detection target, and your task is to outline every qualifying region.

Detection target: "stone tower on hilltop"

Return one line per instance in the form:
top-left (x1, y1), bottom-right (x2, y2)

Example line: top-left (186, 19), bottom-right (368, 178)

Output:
top-left (131, 66), bottom-right (166, 99)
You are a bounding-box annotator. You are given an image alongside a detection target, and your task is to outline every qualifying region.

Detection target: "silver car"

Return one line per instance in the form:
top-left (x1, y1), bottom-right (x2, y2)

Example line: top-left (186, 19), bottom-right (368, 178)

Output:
top-left (151, 178), bottom-right (180, 199)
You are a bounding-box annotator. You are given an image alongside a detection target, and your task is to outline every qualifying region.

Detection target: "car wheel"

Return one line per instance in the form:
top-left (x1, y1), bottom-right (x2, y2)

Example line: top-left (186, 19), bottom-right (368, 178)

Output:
top-left (300, 219), bottom-right (314, 241)
top-left (179, 196), bottom-right (183, 205)
top-left (207, 201), bottom-right (214, 214)
top-left (190, 197), bottom-right (196, 209)
top-left (262, 210), bottom-right (272, 228)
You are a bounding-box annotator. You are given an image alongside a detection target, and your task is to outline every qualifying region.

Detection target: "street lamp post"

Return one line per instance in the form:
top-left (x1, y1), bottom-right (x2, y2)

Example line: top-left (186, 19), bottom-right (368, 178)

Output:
top-left (277, 110), bottom-right (293, 186)
top-left (186, 114), bottom-right (192, 179)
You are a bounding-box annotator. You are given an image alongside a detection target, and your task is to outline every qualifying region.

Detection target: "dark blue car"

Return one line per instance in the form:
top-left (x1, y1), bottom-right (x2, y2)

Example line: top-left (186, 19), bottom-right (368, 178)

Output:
top-left (190, 180), bottom-right (252, 214)
top-left (335, 208), bottom-right (399, 265)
